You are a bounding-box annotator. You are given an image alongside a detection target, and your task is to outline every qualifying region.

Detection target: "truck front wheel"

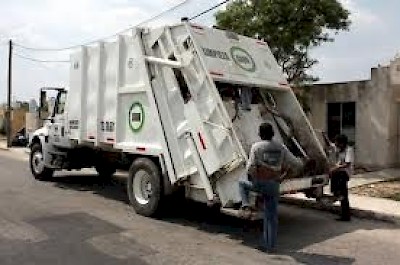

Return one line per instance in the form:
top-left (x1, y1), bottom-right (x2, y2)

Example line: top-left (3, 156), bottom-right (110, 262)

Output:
top-left (30, 143), bottom-right (54, 181)
top-left (127, 158), bottom-right (162, 217)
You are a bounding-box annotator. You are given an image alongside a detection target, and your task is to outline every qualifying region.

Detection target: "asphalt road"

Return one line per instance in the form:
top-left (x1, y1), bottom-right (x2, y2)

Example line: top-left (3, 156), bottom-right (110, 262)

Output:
top-left (0, 150), bottom-right (399, 265)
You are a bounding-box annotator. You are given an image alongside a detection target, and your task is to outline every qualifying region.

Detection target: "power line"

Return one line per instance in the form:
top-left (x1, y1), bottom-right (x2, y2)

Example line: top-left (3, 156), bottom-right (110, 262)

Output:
top-left (14, 55), bottom-right (51, 71)
top-left (135, 0), bottom-right (189, 27)
top-left (14, 53), bottom-right (70, 63)
top-left (189, 0), bottom-right (230, 21)
top-left (13, 0), bottom-right (190, 52)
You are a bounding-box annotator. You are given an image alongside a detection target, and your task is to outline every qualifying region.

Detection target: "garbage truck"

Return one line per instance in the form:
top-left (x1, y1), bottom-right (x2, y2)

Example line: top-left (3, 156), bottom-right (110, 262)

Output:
top-left (29, 22), bottom-right (329, 217)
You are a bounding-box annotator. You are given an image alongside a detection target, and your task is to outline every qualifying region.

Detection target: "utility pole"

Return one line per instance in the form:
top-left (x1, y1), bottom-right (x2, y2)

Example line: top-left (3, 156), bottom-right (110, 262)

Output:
top-left (6, 40), bottom-right (13, 148)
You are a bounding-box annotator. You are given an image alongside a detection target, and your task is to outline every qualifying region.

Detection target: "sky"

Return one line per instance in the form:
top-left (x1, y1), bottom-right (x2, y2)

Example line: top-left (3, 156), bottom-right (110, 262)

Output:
top-left (0, 0), bottom-right (400, 102)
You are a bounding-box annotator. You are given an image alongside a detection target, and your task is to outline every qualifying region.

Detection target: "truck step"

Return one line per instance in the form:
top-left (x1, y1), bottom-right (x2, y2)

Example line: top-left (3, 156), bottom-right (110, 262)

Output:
top-left (220, 208), bottom-right (262, 221)
top-left (49, 151), bottom-right (67, 157)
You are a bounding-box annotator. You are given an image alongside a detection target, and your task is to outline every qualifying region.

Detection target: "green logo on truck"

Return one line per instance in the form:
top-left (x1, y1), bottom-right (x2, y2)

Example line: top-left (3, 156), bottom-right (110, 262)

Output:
top-left (129, 102), bottom-right (145, 133)
top-left (230, 46), bottom-right (256, 72)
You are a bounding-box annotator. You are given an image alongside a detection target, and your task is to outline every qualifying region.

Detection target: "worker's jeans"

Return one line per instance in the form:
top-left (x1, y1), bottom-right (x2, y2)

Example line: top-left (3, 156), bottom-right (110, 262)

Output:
top-left (239, 177), bottom-right (280, 250)
top-left (330, 170), bottom-right (351, 220)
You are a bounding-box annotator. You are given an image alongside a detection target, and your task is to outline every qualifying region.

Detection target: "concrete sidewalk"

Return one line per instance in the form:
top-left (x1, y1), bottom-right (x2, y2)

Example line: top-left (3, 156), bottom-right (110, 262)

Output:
top-left (0, 139), bottom-right (6, 150)
top-left (283, 168), bottom-right (400, 225)
top-left (317, 168), bottom-right (400, 194)
top-left (282, 193), bottom-right (400, 225)
top-left (284, 168), bottom-right (400, 225)
top-left (348, 168), bottom-right (400, 188)
top-left (0, 142), bottom-right (8, 151)
top-left (0, 140), bottom-right (29, 154)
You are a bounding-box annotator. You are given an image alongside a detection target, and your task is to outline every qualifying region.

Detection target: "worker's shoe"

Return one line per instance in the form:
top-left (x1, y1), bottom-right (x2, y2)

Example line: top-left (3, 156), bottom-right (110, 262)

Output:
top-left (335, 217), bottom-right (351, 222)
top-left (256, 245), bottom-right (277, 254)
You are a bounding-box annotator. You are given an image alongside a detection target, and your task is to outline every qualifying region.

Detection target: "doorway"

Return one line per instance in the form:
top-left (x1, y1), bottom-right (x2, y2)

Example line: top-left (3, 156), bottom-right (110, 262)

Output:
top-left (327, 102), bottom-right (356, 146)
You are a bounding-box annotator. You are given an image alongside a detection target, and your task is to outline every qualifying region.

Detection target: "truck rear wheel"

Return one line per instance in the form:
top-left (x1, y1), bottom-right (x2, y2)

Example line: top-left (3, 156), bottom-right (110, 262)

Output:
top-left (30, 143), bottom-right (54, 181)
top-left (127, 158), bottom-right (162, 217)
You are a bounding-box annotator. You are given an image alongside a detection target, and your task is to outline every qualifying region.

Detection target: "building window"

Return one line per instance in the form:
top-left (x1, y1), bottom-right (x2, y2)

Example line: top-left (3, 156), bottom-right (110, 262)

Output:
top-left (327, 102), bottom-right (356, 145)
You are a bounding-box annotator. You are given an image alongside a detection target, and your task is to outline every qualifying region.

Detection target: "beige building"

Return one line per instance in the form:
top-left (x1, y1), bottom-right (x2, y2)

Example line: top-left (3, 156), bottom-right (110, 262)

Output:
top-left (0, 108), bottom-right (27, 137)
top-left (308, 57), bottom-right (400, 169)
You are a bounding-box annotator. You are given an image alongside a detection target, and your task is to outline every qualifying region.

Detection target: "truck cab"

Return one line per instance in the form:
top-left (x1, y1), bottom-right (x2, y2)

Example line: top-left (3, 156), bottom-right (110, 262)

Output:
top-left (30, 87), bottom-right (70, 179)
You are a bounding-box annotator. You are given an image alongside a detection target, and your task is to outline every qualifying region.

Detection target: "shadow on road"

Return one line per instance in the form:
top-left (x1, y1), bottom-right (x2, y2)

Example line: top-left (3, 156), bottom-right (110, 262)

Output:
top-left (50, 172), bottom-right (398, 265)
top-left (0, 212), bottom-right (151, 265)
top-left (51, 173), bottom-right (129, 204)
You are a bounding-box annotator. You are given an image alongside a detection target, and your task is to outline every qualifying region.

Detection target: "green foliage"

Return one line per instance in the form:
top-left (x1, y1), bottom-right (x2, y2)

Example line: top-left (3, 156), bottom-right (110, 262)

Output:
top-left (392, 193), bottom-right (400, 201)
top-left (215, 0), bottom-right (350, 85)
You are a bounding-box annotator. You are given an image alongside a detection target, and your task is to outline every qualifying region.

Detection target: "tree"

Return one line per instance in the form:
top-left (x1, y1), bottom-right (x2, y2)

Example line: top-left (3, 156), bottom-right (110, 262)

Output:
top-left (215, 0), bottom-right (350, 85)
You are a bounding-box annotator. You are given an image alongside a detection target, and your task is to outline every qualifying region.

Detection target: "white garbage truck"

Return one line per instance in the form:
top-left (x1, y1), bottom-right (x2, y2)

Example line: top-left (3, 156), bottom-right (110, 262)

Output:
top-left (29, 22), bottom-right (329, 217)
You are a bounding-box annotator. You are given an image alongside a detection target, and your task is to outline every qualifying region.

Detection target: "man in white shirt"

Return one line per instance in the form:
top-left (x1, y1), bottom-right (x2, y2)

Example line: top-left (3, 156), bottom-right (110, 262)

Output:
top-left (329, 134), bottom-right (354, 221)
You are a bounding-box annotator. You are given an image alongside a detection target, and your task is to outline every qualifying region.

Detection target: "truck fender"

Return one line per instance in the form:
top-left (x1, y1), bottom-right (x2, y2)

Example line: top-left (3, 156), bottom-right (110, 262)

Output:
top-left (29, 129), bottom-right (48, 149)
top-left (29, 127), bottom-right (50, 165)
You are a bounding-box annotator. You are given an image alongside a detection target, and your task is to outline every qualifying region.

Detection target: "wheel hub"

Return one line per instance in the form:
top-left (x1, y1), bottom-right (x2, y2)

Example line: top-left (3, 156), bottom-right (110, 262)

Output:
top-left (32, 151), bottom-right (45, 174)
top-left (133, 170), bottom-right (153, 205)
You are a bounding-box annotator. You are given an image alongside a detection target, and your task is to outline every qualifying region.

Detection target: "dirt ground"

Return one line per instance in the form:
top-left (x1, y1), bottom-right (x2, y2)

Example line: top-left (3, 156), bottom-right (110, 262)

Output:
top-left (350, 180), bottom-right (400, 201)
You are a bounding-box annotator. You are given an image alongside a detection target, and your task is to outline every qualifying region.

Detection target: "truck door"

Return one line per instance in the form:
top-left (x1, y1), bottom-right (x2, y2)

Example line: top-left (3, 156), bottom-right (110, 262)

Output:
top-left (48, 90), bottom-right (70, 148)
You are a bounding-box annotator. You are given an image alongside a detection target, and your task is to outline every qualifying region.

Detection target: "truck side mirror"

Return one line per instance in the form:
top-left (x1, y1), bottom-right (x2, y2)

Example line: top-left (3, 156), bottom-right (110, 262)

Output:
top-left (40, 91), bottom-right (47, 110)
top-left (39, 91), bottom-right (48, 120)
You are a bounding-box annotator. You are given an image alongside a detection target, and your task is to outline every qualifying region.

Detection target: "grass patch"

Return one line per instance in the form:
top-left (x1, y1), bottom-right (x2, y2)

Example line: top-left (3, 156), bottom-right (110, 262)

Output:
top-left (351, 180), bottom-right (400, 202)
top-left (389, 193), bottom-right (400, 201)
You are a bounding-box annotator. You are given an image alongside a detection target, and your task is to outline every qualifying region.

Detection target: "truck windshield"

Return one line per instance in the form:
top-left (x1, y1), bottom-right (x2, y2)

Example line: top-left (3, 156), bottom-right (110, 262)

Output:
top-left (55, 91), bottom-right (67, 115)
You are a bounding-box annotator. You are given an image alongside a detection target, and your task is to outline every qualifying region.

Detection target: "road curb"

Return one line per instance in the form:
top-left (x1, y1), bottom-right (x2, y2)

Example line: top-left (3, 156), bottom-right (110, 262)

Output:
top-left (281, 196), bottom-right (400, 226)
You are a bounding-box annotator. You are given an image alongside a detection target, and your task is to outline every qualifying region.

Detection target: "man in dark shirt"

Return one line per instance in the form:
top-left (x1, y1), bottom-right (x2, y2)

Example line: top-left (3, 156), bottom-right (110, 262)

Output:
top-left (239, 122), bottom-right (303, 252)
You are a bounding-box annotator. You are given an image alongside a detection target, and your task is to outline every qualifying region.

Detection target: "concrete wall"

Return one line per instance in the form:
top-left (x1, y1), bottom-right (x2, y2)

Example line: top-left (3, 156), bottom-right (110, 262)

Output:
top-left (25, 112), bottom-right (39, 139)
top-left (389, 57), bottom-right (400, 165)
top-left (308, 60), bottom-right (400, 168)
top-left (357, 67), bottom-right (394, 167)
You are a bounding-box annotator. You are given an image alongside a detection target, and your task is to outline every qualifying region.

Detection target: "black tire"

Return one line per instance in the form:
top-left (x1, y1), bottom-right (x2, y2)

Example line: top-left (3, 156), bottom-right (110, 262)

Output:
top-left (95, 164), bottom-right (116, 178)
top-left (30, 143), bottom-right (54, 181)
top-left (127, 158), bottom-right (162, 217)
